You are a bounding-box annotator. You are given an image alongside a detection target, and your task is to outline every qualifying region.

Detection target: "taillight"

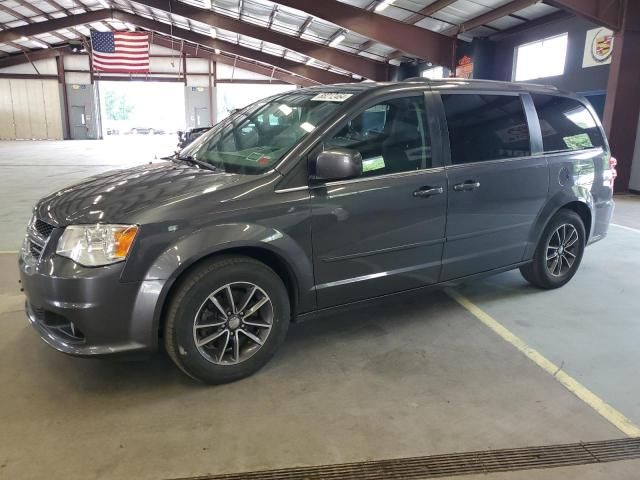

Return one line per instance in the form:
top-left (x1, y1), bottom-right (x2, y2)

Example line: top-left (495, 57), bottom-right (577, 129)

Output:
top-left (609, 156), bottom-right (617, 187)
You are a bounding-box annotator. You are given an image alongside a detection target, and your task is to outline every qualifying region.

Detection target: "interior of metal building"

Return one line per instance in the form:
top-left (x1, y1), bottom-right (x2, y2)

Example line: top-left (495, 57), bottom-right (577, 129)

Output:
top-left (1, 1), bottom-right (640, 479)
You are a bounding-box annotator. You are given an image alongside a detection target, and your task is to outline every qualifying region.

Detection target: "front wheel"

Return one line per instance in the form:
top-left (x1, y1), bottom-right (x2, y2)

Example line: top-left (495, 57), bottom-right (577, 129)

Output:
top-left (520, 209), bottom-right (586, 289)
top-left (164, 256), bottom-right (290, 384)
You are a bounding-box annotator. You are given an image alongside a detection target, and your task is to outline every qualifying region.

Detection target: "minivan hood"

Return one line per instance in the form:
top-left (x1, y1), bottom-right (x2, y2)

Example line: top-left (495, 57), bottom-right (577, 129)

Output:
top-left (35, 161), bottom-right (257, 225)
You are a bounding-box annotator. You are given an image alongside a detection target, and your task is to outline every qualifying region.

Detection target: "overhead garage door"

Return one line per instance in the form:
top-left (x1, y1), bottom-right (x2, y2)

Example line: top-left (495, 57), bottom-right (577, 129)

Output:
top-left (0, 79), bottom-right (63, 140)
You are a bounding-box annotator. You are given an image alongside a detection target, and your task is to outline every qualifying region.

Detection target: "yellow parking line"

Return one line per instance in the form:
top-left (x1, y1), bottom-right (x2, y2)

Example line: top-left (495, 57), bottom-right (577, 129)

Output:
top-left (446, 288), bottom-right (640, 438)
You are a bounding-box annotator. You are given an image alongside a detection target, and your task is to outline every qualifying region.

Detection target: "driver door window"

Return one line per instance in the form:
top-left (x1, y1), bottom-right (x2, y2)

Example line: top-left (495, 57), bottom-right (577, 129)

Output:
top-left (325, 96), bottom-right (432, 177)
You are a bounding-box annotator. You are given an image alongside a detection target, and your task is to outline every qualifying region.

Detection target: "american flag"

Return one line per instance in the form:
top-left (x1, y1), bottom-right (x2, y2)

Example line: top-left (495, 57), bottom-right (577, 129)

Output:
top-left (90, 31), bottom-right (149, 73)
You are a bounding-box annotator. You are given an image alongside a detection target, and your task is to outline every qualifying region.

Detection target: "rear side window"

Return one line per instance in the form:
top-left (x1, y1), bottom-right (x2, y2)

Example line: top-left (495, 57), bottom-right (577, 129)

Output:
top-left (531, 94), bottom-right (604, 152)
top-left (442, 94), bottom-right (531, 165)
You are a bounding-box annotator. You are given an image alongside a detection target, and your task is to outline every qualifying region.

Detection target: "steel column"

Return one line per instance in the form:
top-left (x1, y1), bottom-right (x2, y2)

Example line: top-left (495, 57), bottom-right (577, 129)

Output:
top-left (603, 0), bottom-right (640, 191)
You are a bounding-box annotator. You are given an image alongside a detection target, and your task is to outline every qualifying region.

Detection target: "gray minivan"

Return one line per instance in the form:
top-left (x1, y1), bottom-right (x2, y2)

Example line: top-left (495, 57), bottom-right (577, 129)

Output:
top-left (19, 79), bottom-right (616, 383)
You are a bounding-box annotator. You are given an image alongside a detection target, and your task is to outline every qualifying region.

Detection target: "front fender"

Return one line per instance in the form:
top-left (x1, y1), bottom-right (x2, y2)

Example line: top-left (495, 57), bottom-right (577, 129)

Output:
top-left (142, 221), bottom-right (315, 336)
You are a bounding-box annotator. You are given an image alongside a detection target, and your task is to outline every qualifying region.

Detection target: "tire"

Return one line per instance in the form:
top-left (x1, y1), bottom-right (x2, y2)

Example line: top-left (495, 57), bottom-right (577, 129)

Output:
top-left (520, 209), bottom-right (586, 289)
top-left (164, 256), bottom-right (290, 384)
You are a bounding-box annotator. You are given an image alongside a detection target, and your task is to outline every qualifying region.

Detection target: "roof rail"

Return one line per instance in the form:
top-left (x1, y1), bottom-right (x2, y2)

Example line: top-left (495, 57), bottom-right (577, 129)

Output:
top-left (402, 77), bottom-right (559, 91)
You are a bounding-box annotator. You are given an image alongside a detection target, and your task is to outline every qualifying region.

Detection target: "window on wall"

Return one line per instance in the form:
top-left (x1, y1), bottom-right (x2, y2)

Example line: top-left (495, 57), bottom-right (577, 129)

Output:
top-left (441, 94), bottom-right (531, 164)
top-left (514, 34), bottom-right (568, 81)
top-left (422, 66), bottom-right (444, 79)
top-left (531, 94), bottom-right (604, 152)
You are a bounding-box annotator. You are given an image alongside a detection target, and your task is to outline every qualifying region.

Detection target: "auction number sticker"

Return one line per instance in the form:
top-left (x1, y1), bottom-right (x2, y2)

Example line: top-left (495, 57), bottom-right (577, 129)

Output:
top-left (311, 93), bottom-right (353, 102)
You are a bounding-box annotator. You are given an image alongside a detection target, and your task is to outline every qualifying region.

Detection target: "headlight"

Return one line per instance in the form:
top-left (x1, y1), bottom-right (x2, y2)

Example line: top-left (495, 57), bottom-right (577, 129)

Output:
top-left (56, 224), bottom-right (139, 267)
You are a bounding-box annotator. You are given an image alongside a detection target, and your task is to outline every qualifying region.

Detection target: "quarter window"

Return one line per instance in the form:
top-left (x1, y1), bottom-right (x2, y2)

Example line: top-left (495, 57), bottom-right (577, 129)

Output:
top-left (531, 94), bottom-right (604, 152)
top-left (325, 96), bottom-right (432, 176)
top-left (442, 94), bottom-right (531, 165)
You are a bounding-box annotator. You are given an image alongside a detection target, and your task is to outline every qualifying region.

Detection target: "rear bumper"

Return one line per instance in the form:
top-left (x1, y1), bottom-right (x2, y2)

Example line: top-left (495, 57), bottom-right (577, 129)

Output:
top-left (588, 198), bottom-right (615, 245)
top-left (19, 254), bottom-right (165, 357)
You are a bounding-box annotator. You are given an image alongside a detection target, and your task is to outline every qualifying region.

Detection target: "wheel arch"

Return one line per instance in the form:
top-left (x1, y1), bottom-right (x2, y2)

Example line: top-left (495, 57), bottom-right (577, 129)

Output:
top-left (525, 191), bottom-right (594, 260)
top-left (154, 245), bottom-right (303, 343)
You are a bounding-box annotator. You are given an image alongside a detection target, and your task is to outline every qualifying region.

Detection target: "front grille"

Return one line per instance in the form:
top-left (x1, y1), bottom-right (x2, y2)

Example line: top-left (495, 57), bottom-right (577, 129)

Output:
top-left (24, 216), bottom-right (55, 262)
top-left (29, 241), bottom-right (43, 258)
top-left (34, 219), bottom-right (54, 239)
top-left (29, 303), bottom-right (85, 343)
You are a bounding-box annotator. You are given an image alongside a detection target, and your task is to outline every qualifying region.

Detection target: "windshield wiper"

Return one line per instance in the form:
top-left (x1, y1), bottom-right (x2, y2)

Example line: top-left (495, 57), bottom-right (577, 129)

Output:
top-left (171, 154), bottom-right (218, 172)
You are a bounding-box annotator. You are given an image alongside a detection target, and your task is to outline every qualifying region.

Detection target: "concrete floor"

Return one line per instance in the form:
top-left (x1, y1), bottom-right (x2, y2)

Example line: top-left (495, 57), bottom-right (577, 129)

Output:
top-left (1, 139), bottom-right (639, 479)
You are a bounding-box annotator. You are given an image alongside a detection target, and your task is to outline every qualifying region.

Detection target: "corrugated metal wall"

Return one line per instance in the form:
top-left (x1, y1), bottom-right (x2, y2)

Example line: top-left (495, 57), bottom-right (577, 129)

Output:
top-left (0, 79), bottom-right (63, 140)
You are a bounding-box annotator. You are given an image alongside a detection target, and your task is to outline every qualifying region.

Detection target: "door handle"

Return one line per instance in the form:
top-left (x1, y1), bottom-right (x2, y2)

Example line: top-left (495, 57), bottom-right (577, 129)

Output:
top-left (453, 180), bottom-right (481, 192)
top-left (413, 186), bottom-right (444, 198)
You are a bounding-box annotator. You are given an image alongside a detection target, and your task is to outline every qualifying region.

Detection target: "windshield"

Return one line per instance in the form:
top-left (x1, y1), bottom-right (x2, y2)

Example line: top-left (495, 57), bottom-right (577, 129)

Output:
top-left (180, 91), bottom-right (354, 175)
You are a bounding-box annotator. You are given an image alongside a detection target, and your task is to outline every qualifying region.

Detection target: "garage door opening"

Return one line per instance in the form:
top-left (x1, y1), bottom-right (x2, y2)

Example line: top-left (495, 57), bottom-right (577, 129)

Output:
top-left (97, 80), bottom-right (185, 157)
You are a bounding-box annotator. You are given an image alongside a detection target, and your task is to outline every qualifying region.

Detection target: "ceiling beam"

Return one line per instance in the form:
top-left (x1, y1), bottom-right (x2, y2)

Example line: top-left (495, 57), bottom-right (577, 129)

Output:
top-left (442, 0), bottom-right (542, 36)
top-left (489, 9), bottom-right (571, 40)
top-left (270, 0), bottom-right (455, 67)
top-left (151, 36), bottom-right (315, 86)
top-left (129, 0), bottom-right (388, 80)
top-left (110, 10), bottom-right (351, 84)
top-left (0, 35), bottom-right (313, 86)
top-left (3, 0), bottom-right (69, 42)
top-left (403, 0), bottom-right (458, 25)
top-left (0, 9), bottom-right (107, 44)
top-left (0, 9), bottom-right (353, 84)
top-left (545, 0), bottom-right (622, 31)
top-left (0, 46), bottom-right (71, 69)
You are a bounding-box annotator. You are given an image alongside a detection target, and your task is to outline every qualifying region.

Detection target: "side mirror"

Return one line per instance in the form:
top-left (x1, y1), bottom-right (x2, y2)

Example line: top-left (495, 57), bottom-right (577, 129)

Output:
top-left (313, 148), bottom-right (363, 182)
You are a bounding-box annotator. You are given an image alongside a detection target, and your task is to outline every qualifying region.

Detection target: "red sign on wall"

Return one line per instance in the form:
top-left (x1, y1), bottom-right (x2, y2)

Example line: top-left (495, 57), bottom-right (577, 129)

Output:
top-left (456, 55), bottom-right (473, 79)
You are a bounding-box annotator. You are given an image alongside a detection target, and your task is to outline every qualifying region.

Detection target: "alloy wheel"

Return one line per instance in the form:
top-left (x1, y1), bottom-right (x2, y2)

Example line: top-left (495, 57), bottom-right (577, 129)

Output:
top-left (546, 223), bottom-right (579, 277)
top-left (193, 282), bottom-right (274, 365)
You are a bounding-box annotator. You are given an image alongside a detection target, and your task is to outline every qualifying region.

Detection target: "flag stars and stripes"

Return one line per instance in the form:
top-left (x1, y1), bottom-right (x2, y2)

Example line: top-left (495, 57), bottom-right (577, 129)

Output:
top-left (90, 30), bottom-right (150, 73)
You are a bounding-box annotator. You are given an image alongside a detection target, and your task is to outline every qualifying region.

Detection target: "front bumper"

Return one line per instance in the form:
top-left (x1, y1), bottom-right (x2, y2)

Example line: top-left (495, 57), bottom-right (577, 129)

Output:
top-left (19, 251), bottom-right (165, 357)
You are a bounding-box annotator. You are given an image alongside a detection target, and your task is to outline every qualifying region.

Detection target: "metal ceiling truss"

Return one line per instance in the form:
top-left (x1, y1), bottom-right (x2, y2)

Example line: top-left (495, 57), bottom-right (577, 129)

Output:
top-left (0, 30), bottom-right (314, 86)
top-left (270, 0), bottom-right (455, 68)
top-left (0, 8), bottom-right (353, 85)
top-left (545, 0), bottom-right (623, 31)
top-left (125, 0), bottom-right (388, 80)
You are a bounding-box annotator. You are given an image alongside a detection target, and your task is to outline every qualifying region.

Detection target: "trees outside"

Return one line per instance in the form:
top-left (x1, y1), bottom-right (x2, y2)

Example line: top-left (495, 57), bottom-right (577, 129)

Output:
top-left (104, 90), bottom-right (134, 121)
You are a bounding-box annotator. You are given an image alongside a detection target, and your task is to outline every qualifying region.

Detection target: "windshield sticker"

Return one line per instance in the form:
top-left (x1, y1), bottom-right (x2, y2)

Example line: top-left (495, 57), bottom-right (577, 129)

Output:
top-left (246, 151), bottom-right (272, 165)
top-left (311, 93), bottom-right (353, 102)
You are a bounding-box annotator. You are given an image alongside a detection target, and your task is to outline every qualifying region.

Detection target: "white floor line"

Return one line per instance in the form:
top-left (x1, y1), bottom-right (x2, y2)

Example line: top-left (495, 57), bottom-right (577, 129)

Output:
top-left (611, 223), bottom-right (640, 234)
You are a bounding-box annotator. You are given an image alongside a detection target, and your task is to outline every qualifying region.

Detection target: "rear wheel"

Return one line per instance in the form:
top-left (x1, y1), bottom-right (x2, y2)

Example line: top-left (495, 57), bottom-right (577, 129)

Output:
top-left (520, 209), bottom-right (586, 289)
top-left (164, 256), bottom-right (290, 384)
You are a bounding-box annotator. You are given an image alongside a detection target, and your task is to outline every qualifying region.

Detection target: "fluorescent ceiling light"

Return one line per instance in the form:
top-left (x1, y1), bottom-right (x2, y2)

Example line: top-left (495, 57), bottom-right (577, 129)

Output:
top-left (306, 58), bottom-right (315, 66)
top-left (210, 27), bottom-right (217, 38)
top-left (32, 40), bottom-right (49, 49)
top-left (375, 0), bottom-right (396, 12)
top-left (203, 0), bottom-right (212, 8)
top-left (98, 0), bottom-right (110, 8)
top-left (214, 48), bottom-right (221, 54)
top-left (126, 23), bottom-right (136, 31)
top-left (20, 36), bottom-right (28, 41)
top-left (329, 33), bottom-right (346, 47)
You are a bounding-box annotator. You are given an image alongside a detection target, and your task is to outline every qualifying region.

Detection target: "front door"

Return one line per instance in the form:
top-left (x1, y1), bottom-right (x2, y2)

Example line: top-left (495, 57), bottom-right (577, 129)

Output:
top-left (310, 94), bottom-right (447, 308)
top-left (195, 107), bottom-right (209, 127)
top-left (438, 92), bottom-right (549, 280)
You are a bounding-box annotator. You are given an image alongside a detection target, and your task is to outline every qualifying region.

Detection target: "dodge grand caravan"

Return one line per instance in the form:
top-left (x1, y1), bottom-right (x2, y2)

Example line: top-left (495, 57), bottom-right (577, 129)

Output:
top-left (19, 79), bottom-right (615, 384)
